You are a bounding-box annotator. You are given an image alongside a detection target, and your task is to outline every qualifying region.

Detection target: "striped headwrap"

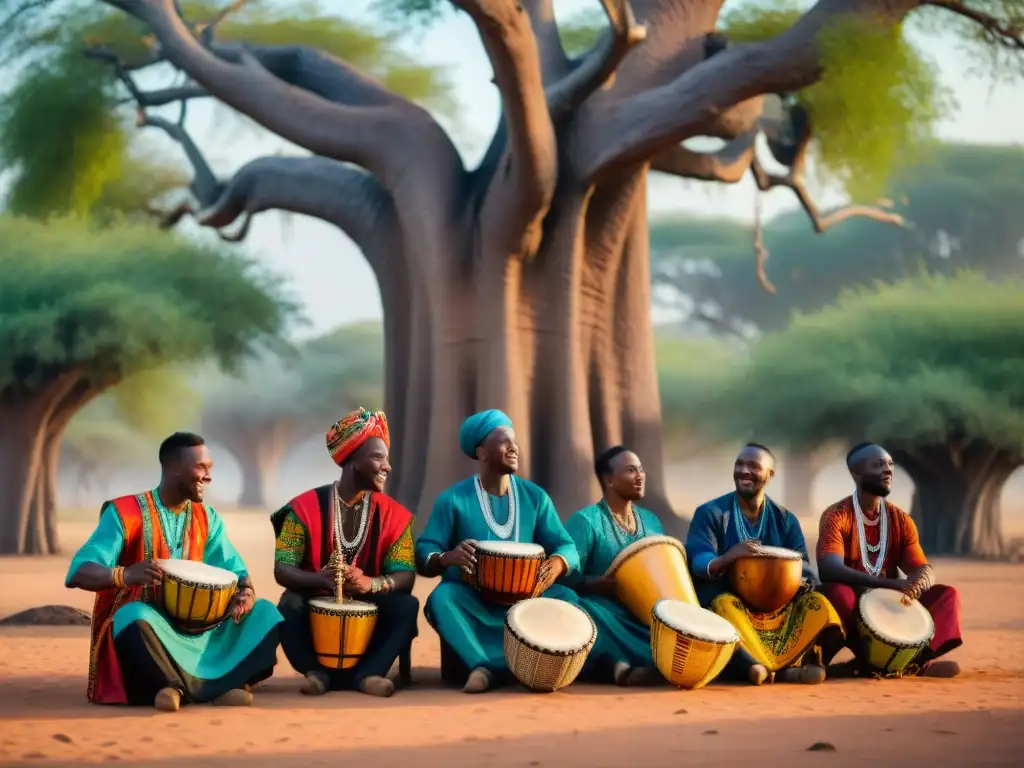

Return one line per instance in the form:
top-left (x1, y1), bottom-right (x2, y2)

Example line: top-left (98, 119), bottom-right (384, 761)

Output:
top-left (326, 408), bottom-right (390, 467)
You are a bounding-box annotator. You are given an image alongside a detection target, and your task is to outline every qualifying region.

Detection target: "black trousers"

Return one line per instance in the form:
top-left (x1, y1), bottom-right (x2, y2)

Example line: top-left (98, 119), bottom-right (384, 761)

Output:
top-left (277, 589), bottom-right (419, 690)
top-left (113, 620), bottom-right (279, 706)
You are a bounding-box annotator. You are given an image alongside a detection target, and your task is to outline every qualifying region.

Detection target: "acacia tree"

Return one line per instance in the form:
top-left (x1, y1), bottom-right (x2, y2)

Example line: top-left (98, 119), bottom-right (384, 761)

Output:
top-left (694, 273), bottom-right (1024, 557)
top-left (25, 0), bottom-right (1021, 531)
top-left (0, 216), bottom-right (294, 554)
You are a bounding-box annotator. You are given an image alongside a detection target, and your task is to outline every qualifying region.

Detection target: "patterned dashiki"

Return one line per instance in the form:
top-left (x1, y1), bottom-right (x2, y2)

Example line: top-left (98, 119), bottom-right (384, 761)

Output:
top-left (562, 501), bottom-right (664, 673)
top-left (686, 492), bottom-right (844, 674)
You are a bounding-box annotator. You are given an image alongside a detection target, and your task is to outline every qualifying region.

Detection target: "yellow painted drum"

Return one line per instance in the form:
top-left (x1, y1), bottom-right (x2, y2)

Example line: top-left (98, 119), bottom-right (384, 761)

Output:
top-left (308, 599), bottom-right (378, 671)
top-left (605, 535), bottom-right (699, 626)
top-left (730, 545), bottom-right (804, 613)
top-left (503, 597), bottom-right (596, 692)
top-left (856, 588), bottom-right (934, 676)
top-left (650, 599), bottom-right (738, 690)
top-left (156, 558), bottom-right (237, 633)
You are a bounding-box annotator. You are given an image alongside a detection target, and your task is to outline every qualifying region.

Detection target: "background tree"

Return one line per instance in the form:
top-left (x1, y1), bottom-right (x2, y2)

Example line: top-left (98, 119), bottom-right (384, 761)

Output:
top-left (691, 273), bottom-right (1024, 558)
top-left (0, 215), bottom-right (295, 555)
top-left (200, 321), bottom-right (384, 508)
top-left (8, 0), bottom-right (1018, 533)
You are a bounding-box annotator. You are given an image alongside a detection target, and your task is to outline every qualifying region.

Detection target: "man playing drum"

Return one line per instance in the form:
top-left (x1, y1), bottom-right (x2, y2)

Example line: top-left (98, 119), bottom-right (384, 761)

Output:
top-left (562, 445), bottom-right (664, 686)
top-left (65, 432), bottom-right (283, 711)
top-left (685, 443), bottom-right (845, 685)
top-left (415, 409), bottom-right (581, 693)
top-left (816, 442), bottom-right (963, 678)
top-left (271, 408), bottom-right (419, 698)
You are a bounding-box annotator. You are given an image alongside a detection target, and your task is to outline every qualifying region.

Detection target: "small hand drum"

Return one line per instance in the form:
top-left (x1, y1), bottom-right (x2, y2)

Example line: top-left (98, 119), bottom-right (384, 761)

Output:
top-left (469, 540), bottom-right (545, 605)
top-left (730, 545), bottom-right (804, 613)
top-left (157, 559), bottom-right (237, 633)
top-left (650, 599), bottom-right (738, 690)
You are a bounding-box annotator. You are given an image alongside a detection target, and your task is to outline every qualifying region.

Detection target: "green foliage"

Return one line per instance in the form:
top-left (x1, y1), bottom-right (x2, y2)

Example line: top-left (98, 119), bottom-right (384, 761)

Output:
top-left (558, 8), bottom-right (604, 57)
top-left (0, 215), bottom-right (298, 394)
top-left (694, 273), bottom-right (1024, 453)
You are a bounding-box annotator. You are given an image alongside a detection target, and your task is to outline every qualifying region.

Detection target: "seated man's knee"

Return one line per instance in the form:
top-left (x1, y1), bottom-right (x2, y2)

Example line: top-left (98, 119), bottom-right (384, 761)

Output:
top-left (277, 589), bottom-right (307, 615)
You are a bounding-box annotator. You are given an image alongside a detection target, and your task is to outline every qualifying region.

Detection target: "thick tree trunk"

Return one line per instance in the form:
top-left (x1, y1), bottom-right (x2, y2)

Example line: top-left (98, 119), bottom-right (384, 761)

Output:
top-left (208, 421), bottom-right (295, 509)
top-left (781, 448), bottom-right (833, 517)
top-left (893, 443), bottom-right (1022, 558)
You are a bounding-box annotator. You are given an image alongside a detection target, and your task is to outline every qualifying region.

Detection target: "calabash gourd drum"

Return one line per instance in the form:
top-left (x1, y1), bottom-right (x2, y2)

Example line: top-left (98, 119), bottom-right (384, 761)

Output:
top-left (729, 545), bottom-right (804, 613)
top-left (605, 535), bottom-right (699, 626)
top-left (650, 599), bottom-right (739, 690)
top-left (855, 588), bottom-right (934, 676)
top-left (469, 540), bottom-right (545, 605)
top-left (156, 559), bottom-right (237, 633)
top-left (308, 598), bottom-right (378, 670)
top-left (503, 597), bottom-right (596, 692)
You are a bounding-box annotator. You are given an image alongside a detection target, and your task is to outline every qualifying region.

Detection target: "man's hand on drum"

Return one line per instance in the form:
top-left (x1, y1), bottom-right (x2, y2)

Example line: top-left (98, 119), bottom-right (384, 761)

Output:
top-left (440, 539), bottom-right (477, 577)
top-left (124, 560), bottom-right (163, 587)
top-left (534, 556), bottom-right (566, 596)
top-left (229, 584), bottom-right (255, 623)
top-left (343, 564), bottom-right (373, 595)
top-left (725, 540), bottom-right (764, 562)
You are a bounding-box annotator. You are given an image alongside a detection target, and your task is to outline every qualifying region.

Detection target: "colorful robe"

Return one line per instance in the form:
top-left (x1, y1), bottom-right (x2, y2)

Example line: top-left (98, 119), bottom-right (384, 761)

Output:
top-left (65, 489), bottom-right (283, 704)
top-left (686, 492), bottom-right (844, 674)
top-left (815, 497), bottom-right (963, 668)
top-left (563, 502), bottom-right (664, 672)
top-left (415, 476), bottom-right (581, 676)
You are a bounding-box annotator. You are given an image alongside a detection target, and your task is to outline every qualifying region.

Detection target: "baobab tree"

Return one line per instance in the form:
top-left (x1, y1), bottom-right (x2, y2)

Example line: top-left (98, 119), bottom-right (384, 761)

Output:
top-left (64, 0), bottom-right (1022, 531)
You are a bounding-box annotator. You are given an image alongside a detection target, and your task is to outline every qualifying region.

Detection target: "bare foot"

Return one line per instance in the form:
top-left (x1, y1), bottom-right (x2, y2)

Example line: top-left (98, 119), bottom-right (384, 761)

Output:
top-left (359, 675), bottom-right (395, 698)
top-left (463, 667), bottom-right (492, 694)
top-left (922, 660), bottom-right (961, 678)
top-left (626, 666), bottom-right (660, 687)
top-left (154, 687), bottom-right (181, 712)
top-left (212, 688), bottom-right (253, 706)
top-left (748, 664), bottom-right (769, 686)
top-left (613, 661), bottom-right (631, 687)
top-left (300, 671), bottom-right (328, 696)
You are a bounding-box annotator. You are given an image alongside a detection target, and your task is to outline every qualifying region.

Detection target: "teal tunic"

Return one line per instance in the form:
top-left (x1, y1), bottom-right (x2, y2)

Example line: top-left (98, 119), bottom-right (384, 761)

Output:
top-left (65, 491), bottom-right (283, 680)
top-left (562, 502), bottom-right (665, 673)
top-left (415, 476), bottom-right (581, 675)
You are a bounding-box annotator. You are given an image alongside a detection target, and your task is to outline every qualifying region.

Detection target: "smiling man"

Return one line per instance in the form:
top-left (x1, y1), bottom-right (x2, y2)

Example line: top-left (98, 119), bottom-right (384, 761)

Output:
top-left (816, 442), bottom-right (963, 678)
top-left (271, 408), bottom-right (418, 698)
top-left (685, 443), bottom-right (844, 686)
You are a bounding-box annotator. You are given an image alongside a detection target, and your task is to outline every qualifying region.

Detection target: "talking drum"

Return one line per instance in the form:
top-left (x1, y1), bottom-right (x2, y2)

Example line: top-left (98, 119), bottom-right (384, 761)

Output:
top-left (650, 599), bottom-right (739, 690)
top-left (605, 535), bottom-right (699, 626)
top-left (469, 541), bottom-right (545, 605)
top-left (308, 599), bottom-right (378, 671)
top-left (503, 597), bottom-right (596, 692)
top-left (855, 588), bottom-right (934, 677)
top-left (156, 559), bottom-right (237, 633)
top-left (730, 545), bottom-right (804, 613)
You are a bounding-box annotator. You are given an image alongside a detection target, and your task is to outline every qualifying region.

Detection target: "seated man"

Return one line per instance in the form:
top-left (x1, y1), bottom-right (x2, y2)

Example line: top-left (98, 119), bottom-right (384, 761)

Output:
top-left (816, 442), bottom-right (963, 678)
top-left (415, 409), bottom-right (581, 694)
top-left (686, 443), bottom-right (844, 686)
top-left (562, 445), bottom-right (663, 686)
top-left (272, 408), bottom-right (418, 698)
top-left (65, 432), bottom-right (282, 711)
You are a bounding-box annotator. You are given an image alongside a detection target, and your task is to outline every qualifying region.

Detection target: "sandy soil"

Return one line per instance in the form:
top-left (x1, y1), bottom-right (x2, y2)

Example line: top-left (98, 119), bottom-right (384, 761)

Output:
top-left (0, 514), bottom-right (1022, 767)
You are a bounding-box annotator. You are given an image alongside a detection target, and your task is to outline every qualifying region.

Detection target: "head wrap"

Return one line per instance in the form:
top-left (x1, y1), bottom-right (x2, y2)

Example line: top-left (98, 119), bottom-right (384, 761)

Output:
top-left (459, 409), bottom-right (513, 459)
top-left (326, 408), bottom-right (390, 467)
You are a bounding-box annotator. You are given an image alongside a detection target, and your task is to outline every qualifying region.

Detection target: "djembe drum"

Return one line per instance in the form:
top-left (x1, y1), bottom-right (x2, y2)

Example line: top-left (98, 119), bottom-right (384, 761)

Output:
top-left (730, 545), bottom-right (804, 613)
top-left (650, 599), bottom-right (739, 690)
top-left (157, 559), bottom-right (237, 633)
top-left (605, 535), bottom-right (699, 626)
top-left (469, 541), bottom-right (545, 605)
top-left (308, 598), bottom-right (378, 670)
top-left (855, 588), bottom-right (934, 677)
top-left (503, 597), bottom-right (596, 692)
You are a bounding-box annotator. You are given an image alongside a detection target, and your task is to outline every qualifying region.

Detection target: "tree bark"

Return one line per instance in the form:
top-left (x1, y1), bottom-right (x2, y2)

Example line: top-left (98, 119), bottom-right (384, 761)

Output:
top-left (781, 447), bottom-right (834, 517)
top-left (206, 420), bottom-right (296, 509)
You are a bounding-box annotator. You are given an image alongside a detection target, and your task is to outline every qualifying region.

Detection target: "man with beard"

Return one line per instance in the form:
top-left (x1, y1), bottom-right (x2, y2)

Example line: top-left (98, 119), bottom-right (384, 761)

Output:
top-left (816, 442), bottom-right (963, 678)
top-left (65, 432), bottom-right (283, 710)
top-left (271, 408), bottom-right (418, 698)
top-left (685, 443), bottom-right (844, 685)
top-left (415, 409), bottom-right (581, 693)
top-left (562, 445), bottom-right (664, 686)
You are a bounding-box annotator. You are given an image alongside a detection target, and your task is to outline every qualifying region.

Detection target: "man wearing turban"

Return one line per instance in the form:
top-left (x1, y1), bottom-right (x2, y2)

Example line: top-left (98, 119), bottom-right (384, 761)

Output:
top-left (270, 408), bottom-right (419, 697)
top-left (415, 409), bottom-right (582, 693)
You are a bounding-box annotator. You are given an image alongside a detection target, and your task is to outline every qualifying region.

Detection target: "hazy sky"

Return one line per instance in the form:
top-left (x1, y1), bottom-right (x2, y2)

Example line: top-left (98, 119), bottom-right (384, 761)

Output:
top-left (28, 1), bottom-right (1024, 337)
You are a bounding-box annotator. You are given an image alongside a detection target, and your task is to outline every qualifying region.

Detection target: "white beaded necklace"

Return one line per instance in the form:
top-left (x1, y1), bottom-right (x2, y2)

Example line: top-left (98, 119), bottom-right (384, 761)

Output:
top-left (852, 491), bottom-right (888, 577)
top-left (332, 480), bottom-right (371, 562)
top-left (474, 474), bottom-right (519, 541)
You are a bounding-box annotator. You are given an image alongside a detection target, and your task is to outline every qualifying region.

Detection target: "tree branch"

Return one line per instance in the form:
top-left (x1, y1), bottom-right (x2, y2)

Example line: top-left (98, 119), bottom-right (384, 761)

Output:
top-left (924, 1), bottom-right (1024, 49)
top-left (545, 0), bottom-right (647, 121)
top-left (650, 129), bottom-right (757, 183)
top-left (521, 0), bottom-right (570, 82)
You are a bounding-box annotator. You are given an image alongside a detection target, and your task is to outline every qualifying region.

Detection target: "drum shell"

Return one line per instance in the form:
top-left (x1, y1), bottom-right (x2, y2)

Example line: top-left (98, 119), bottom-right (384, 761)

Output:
top-left (650, 611), bottom-right (736, 690)
top-left (611, 541), bottom-right (699, 626)
top-left (729, 555), bottom-right (802, 613)
top-left (309, 602), bottom-right (378, 671)
top-left (160, 575), bottom-right (236, 633)
top-left (503, 603), bottom-right (596, 692)
top-left (469, 551), bottom-right (543, 606)
top-left (855, 591), bottom-right (933, 676)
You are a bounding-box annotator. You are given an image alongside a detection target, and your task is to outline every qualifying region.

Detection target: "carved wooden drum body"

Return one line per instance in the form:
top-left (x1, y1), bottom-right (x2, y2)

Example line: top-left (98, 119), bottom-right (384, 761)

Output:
top-left (730, 545), bottom-right (804, 613)
top-left (470, 540), bottom-right (545, 606)
top-left (308, 598), bottom-right (378, 671)
top-left (650, 599), bottom-right (738, 690)
top-left (503, 597), bottom-right (596, 692)
top-left (156, 558), bottom-right (237, 633)
top-left (605, 535), bottom-right (699, 626)
top-left (856, 588), bottom-right (934, 676)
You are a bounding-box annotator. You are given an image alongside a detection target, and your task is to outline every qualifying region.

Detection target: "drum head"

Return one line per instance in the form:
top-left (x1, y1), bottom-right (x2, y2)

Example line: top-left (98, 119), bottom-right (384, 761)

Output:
top-left (309, 598), bottom-right (377, 615)
top-left (157, 559), bottom-right (236, 586)
top-left (605, 535), bottom-right (684, 577)
top-left (653, 599), bottom-right (739, 644)
top-left (748, 545), bottom-right (802, 560)
top-left (475, 541), bottom-right (545, 557)
top-left (506, 597), bottom-right (595, 653)
top-left (859, 588), bottom-right (934, 644)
